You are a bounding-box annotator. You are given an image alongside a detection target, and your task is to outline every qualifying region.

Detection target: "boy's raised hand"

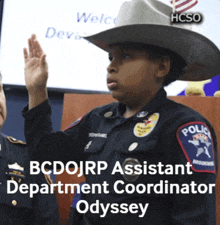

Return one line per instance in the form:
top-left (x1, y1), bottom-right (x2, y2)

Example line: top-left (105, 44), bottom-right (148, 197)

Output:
top-left (24, 34), bottom-right (48, 109)
top-left (24, 34), bottom-right (48, 92)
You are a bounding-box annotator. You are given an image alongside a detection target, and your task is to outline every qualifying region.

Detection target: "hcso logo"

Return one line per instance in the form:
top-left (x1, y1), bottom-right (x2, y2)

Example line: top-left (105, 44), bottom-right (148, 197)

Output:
top-left (171, 13), bottom-right (203, 23)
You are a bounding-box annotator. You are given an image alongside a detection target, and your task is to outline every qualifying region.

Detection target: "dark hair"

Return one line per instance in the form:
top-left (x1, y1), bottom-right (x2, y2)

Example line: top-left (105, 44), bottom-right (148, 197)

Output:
top-left (110, 42), bottom-right (187, 86)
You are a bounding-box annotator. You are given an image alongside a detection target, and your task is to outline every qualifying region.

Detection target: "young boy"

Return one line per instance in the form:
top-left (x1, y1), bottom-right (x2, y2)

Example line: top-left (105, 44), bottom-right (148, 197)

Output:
top-left (23, 0), bottom-right (219, 224)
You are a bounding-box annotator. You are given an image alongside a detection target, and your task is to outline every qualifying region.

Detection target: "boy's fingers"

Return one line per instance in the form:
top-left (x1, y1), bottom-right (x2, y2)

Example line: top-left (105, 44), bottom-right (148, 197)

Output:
top-left (34, 40), bottom-right (44, 58)
top-left (23, 48), bottom-right (29, 64)
top-left (40, 54), bottom-right (47, 68)
top-left (28, 38), bottom-right (34, 58)
top-left (31, 34), bottom-right (36, 40)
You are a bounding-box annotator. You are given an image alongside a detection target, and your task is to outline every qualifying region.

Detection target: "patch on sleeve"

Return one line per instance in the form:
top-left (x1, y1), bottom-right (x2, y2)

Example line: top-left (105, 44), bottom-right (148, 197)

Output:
top-left (177, 122), bottom-right (216, 173)
top-left (64, 116), bottom-right (84, 131)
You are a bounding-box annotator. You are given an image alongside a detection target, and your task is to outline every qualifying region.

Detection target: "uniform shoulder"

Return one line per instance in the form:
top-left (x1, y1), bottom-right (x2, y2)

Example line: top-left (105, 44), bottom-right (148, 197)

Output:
top-left (6, 135), bottom-right (26, 146)
top-left (163, 98), bottom-right (216, 140)
top-left (1, 135), bottom-right (29, 163)
top-left (166, 98), bottom-right (205, 120)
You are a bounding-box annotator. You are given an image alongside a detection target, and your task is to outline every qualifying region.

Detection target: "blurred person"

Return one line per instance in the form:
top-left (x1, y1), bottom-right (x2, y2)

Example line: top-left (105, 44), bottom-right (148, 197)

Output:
top-left (0, 73), bottom-right (59, 224)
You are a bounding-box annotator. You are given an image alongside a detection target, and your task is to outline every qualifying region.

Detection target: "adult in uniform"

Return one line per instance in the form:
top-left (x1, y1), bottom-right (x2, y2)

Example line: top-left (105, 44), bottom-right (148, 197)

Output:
top-left (22, 0), bottom-right (220, 224)
top-left (0, 74), bottom-right (59, 224)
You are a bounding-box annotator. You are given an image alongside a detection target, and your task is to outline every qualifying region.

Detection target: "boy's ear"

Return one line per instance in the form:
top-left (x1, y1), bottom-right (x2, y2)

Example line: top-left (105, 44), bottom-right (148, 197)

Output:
top-left (156, 56), bottom-right (171, 79)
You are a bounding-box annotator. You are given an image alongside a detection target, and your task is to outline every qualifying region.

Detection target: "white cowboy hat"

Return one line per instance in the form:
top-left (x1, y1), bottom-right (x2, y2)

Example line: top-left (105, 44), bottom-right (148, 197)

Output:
top-left (82, 0), bottom-right (220, 81)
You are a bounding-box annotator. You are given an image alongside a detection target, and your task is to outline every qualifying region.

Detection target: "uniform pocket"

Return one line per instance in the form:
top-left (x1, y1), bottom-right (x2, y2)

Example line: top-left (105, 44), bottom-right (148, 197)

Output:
top-left (0, 189), bottom-right (32, 209)
top-left (115, 137), bottom-right (158, 156)
top-left (84, 138), bottom-right (107, 155)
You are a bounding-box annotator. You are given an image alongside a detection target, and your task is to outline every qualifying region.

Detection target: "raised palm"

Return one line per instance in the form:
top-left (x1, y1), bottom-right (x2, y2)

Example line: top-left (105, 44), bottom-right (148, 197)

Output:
top-left (24, 34), bottom-right (48, 92)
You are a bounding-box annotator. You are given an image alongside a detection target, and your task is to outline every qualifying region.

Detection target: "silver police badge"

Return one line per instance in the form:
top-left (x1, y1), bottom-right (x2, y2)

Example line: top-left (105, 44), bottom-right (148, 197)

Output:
top-left (7, 163), bottom-right (25, 183)
top-left (122, 158), bottom-right (141, 182)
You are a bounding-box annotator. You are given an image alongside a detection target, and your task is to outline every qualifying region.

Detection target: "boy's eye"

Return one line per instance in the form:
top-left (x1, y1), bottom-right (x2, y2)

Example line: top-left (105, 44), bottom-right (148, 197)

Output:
top-left (122, 53), bottom-right (131, 59)
top-left (109, 55), bottom-right (113, 61)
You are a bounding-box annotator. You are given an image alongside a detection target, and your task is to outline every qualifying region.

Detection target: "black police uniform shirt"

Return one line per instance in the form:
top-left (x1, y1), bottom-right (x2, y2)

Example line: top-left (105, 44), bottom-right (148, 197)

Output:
top-left (22, 88), bottom-right (218, 225)
top-left (0, 133), bottom-right (59, 225)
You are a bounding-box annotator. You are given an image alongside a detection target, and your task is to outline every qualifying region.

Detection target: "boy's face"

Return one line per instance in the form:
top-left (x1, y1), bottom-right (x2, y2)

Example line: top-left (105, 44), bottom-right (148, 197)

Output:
top-left (107, 45), bottom-right (163, 105)
top-left (0, 81), bottom-right (7, 130)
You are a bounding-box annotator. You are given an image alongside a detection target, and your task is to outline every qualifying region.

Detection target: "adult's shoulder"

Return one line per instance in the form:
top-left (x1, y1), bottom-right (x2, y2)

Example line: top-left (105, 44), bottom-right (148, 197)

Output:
top-left (1, 134), bottom-right (27, 152)
top-left (6, 136), bottom-right (26, 145)
top-left (1, 134), bottom-right (29, 174)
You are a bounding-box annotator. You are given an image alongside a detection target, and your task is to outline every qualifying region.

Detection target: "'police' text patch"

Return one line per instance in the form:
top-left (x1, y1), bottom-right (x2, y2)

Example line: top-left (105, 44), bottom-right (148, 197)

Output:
top-left (177, 122), bottom-right (216, 173)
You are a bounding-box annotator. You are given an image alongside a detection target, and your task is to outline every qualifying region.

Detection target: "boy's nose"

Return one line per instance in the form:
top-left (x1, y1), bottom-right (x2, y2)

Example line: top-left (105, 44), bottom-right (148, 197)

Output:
top-left (107, 61), bottom-right (119, 74)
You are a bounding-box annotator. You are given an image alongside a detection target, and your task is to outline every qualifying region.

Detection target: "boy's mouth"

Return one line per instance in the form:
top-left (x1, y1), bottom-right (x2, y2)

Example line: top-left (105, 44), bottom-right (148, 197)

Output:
top-left (107, 78), bottom-right (118, 90)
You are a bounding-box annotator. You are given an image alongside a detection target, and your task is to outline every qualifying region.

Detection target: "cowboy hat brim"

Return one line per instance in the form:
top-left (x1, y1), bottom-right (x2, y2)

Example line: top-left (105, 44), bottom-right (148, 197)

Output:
top-left (83, 24), bottom-right (220, 81)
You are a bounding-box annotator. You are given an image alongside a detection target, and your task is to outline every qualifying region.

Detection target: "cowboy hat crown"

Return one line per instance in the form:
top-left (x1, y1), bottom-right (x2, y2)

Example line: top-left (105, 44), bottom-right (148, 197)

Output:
top-left (83, 0), bottom-right (220, 81)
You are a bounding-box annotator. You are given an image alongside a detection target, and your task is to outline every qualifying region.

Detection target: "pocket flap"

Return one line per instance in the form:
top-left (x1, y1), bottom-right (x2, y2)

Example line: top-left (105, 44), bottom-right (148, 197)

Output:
top-left (84, 139), bottom-right (107, 154)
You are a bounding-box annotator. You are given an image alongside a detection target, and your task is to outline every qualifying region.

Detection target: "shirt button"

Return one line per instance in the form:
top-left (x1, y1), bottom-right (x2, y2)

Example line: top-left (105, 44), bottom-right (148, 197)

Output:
top-left (12, 200), bottom-right (17, 206)
top-left (137, 111), bottom-right (148, 118)
top-left (128, 142), bottom-right (138, 151)
top-left (104, 111), bottom-right (113, 117)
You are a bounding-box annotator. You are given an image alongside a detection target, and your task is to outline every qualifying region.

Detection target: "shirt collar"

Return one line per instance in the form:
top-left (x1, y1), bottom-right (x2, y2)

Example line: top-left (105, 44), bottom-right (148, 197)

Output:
top-left (116, 88), bottom-right (168, 120)
top-left (98, 88), bottom-right (168, 119)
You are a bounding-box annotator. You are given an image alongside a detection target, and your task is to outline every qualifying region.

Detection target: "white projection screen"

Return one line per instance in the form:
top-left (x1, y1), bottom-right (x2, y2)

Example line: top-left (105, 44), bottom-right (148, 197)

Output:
top-left (0, 0), bottom-right (219, 95)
